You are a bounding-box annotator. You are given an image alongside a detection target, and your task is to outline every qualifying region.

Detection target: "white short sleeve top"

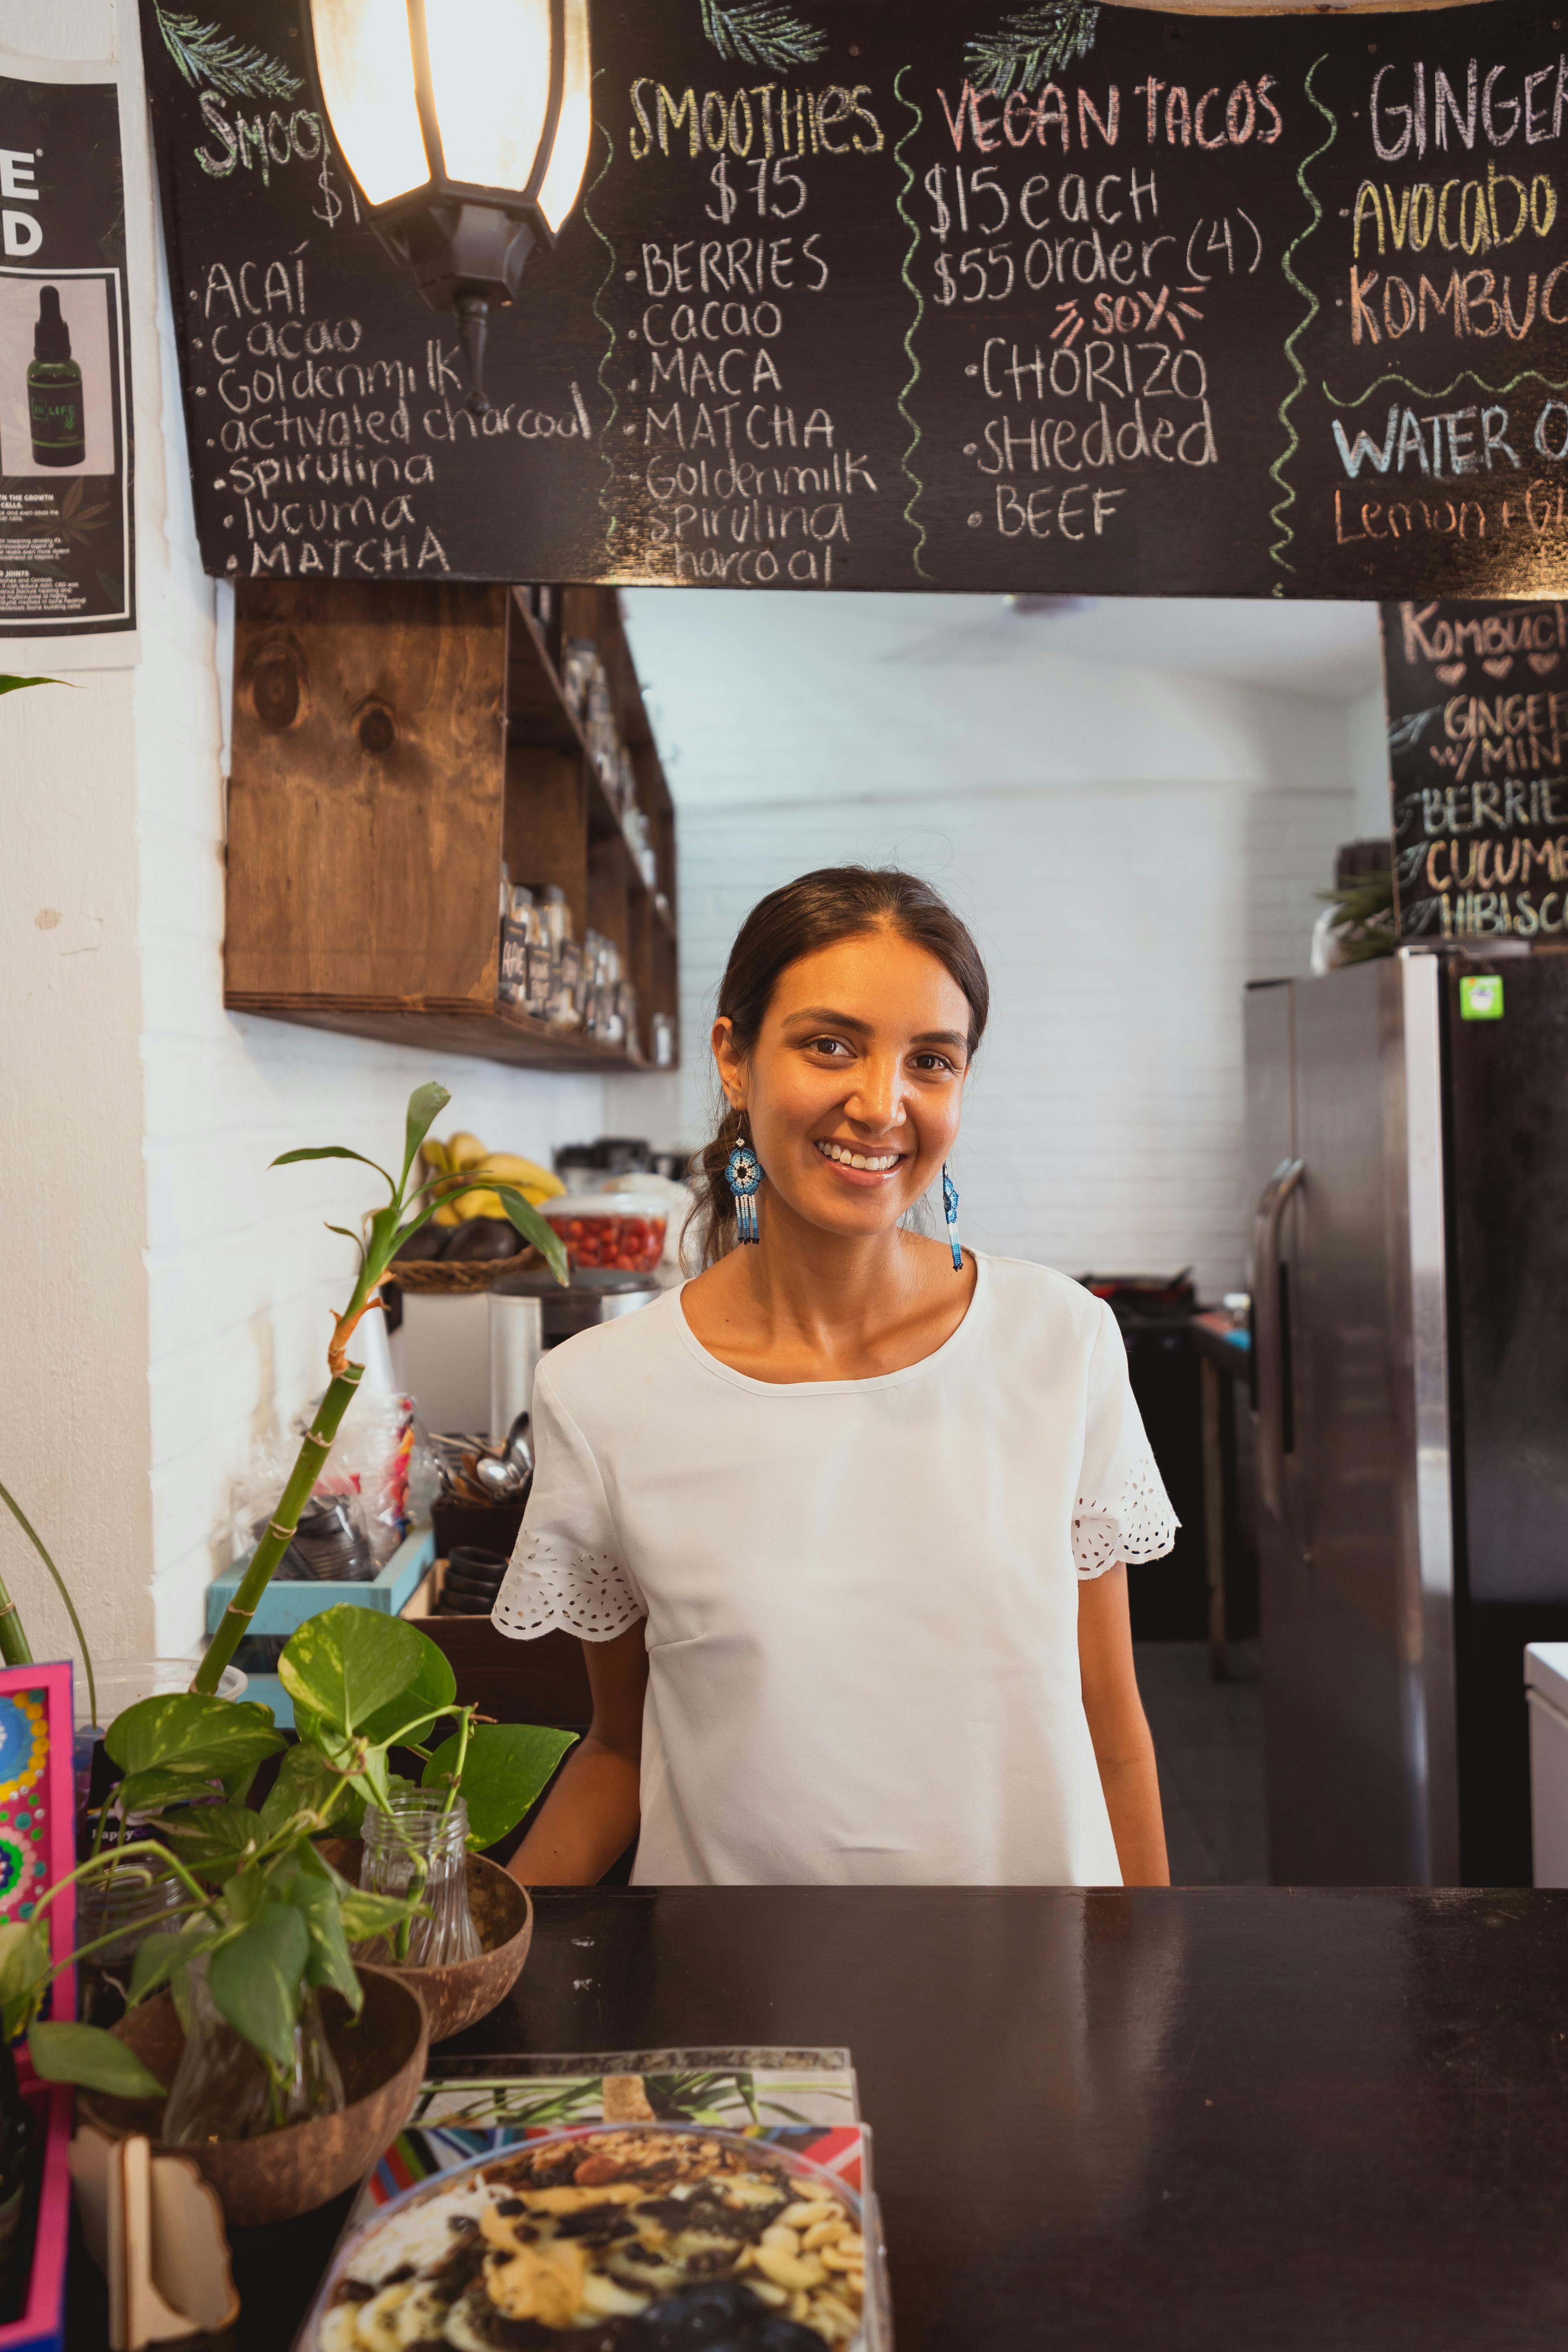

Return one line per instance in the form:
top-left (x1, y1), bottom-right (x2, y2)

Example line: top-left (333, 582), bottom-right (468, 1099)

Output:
top-left (492, 1255), bottom-right (1177, 1887)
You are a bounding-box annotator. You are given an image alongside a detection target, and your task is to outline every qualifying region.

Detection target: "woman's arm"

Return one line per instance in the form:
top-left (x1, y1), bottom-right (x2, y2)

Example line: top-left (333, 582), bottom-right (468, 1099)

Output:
top-left (506, 1624), bottom-right (648, 1887)
top-left (1078, 1565), bottom-right (1170, 1887)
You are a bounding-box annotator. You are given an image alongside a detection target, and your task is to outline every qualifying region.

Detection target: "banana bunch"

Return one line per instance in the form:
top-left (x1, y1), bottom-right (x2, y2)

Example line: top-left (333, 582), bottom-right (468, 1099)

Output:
top-left (422, 1132), bottom-right (566, 1224)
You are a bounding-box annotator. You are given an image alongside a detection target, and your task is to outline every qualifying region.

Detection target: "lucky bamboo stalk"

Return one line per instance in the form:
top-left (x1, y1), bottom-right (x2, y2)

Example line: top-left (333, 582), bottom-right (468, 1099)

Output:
top-left (190, 1081), bottom-right (567, 1699)
top-left (193, 1366), bottom-right (365, 1695)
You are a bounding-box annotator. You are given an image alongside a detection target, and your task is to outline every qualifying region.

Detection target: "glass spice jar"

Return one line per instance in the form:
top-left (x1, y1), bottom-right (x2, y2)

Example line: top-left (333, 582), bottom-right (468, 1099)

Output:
top-left (162, 1955), bottom-right (345, 2144)
top-left (356, 1792), bottom-right (481, 1966)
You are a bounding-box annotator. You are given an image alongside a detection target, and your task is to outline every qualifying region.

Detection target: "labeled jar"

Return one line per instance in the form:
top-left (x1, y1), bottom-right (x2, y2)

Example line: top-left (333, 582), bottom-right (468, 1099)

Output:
top-left (357, 1791), bottom-right (481, 1966)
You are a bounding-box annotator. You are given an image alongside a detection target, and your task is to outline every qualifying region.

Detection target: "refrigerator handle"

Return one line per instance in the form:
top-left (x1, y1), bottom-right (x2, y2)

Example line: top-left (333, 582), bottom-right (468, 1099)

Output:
top-left (1253, 1158), bottom-right (1305, 1529)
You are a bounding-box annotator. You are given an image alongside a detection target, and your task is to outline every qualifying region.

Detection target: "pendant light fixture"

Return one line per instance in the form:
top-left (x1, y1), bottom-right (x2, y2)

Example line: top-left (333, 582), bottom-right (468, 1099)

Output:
top-left (303, 0), bottom-right (592, 414)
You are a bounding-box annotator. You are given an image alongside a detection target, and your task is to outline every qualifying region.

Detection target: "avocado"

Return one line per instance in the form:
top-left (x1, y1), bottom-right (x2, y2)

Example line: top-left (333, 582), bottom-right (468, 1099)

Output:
top-left (444, 1217), bottom-right (524, 1262)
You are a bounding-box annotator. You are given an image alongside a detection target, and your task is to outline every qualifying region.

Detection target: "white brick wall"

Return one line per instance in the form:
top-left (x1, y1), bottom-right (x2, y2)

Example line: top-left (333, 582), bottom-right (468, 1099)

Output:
top-left (612, 592), bottom-right (1361, 1305)
top-left (629, 781), bottom-right (1350, 1303)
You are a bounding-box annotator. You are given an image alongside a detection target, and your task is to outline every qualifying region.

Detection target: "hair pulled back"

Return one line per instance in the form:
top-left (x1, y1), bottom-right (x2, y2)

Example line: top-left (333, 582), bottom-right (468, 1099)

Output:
top-left (692, 867), bottom-right (989, 1266)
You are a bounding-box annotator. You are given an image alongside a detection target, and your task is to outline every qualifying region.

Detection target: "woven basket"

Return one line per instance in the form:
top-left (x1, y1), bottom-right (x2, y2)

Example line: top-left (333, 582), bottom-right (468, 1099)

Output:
top-left (388, 1246), bottom-right (541, 1294)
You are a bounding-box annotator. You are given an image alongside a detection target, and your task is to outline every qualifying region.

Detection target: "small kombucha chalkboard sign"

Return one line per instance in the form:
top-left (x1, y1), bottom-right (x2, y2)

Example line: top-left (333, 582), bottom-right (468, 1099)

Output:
top-left (1383, 597), bottom-right (1568, 942)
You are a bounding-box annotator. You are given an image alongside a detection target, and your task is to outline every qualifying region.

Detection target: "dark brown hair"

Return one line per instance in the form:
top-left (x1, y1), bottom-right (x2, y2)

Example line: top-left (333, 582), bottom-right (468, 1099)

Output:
top-left (692, 867), bottom-right (990, 1265)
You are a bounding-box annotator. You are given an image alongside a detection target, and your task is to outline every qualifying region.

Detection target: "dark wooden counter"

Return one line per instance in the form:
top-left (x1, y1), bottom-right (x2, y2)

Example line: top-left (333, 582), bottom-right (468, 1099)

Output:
top-left (69, 1887), bottom-right (1568, 2348)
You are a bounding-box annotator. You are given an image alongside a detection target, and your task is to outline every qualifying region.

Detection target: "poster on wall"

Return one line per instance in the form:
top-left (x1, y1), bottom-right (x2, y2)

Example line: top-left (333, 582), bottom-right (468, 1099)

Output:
top-left (1383, 597), bottom-right (1568, 942)
top-left (0, 65), bottom-right (136, 664)
top-left (139, 0), bottom-right (1568, 598)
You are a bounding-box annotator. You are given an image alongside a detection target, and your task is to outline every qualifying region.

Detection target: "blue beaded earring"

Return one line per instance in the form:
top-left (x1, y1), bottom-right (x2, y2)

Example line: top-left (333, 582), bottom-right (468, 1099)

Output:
top-left (942, 1165), bottom-right (962, 1273)
top-left (726, 1131), bottom-right (763, 1245)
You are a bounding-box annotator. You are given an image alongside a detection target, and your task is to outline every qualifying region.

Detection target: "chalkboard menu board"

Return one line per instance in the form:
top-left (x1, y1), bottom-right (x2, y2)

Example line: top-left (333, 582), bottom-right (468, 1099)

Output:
top-left (141, 0), bottom-right (1568, 595)
top-left (1385, 594), bottom-right (1568, 940)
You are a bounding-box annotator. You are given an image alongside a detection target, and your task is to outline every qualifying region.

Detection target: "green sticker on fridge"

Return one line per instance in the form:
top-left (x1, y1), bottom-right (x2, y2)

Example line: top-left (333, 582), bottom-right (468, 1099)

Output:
top-left (1460, 976), bottom-right (1505, 1022)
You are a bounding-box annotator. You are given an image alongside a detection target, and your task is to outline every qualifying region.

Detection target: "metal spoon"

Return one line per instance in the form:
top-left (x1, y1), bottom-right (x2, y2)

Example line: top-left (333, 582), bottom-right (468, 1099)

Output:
top-left (475, 1454), bottom-right (523, 1497)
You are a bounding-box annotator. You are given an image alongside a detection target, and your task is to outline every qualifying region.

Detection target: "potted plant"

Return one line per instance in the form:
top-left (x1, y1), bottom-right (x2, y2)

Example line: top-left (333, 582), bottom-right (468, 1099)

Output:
top-left (195, 1078), bottom-right (565, 1696)
top-left (0, 1079), bottom-right (565, 1694)
top-left (0, 1604), bottom-right (573, 2226)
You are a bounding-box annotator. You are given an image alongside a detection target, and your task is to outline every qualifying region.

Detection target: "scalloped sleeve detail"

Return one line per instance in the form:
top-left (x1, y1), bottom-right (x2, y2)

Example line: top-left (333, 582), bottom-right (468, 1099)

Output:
top-left (490, 1365), bottom-right (646, 1644)
top-left (493, 1537), bottom-right (644, 1642)
top-left (1072, 1302), bottom-right (1180, 1581)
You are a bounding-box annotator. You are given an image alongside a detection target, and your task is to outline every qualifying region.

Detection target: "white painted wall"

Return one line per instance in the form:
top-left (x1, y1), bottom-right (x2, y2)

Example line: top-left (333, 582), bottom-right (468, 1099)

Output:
top-left (1, 0), bottom-right (608, 1677)
top-left (1348, 683), bottom-right (1394, 842)
top-left (0, 0), bottom-right (154, 1679)
top-left (612, 594), bottom-right (1363, 1301)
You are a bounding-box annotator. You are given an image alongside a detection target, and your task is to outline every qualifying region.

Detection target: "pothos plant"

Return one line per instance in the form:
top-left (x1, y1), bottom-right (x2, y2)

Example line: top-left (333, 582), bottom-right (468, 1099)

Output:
top-left (2, 1605), bottom-right (575, 2114)
top-left (0, 1079), bottom-right (571, 2110)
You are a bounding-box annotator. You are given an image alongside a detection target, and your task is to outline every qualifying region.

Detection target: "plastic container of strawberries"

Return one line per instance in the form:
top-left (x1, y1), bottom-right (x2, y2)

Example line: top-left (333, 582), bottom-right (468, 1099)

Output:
top-left (542, 1193), bottom-right (668, 1275)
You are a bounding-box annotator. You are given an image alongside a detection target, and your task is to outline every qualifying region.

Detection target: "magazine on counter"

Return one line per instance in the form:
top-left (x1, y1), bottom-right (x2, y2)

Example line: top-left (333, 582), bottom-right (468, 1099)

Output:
top-left (303, 2049), bottom-right (889, 2350)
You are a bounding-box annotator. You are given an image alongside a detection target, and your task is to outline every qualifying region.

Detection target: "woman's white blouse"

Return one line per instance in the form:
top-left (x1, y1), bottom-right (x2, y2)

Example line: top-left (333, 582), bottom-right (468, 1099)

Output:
top-left (492, 1255), bottom-right (1177, 1887)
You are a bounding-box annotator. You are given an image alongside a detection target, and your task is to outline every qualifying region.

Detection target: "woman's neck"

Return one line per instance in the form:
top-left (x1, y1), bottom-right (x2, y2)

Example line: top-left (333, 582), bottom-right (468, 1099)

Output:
top-left (683, 1204), bottom-right (976, 1383)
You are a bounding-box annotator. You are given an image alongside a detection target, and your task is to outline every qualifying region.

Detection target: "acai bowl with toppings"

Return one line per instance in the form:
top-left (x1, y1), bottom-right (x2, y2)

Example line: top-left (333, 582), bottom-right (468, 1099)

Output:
top-left (306, 2123), bottom-right (881, 2352)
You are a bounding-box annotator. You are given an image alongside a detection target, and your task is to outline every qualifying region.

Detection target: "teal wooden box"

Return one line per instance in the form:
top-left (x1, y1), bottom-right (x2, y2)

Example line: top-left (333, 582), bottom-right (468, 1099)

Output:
top-left (204, 1526), bottom-right (436, 1638)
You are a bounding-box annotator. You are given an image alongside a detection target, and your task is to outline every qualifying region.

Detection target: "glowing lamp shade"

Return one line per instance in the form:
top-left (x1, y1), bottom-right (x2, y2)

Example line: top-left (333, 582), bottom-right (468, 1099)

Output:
top-left (305, 0), bottom-right (592, 407)
top-left (310, 0), bottom-right (427, 206)
top-left (537, 0), bottom-right (591, 234)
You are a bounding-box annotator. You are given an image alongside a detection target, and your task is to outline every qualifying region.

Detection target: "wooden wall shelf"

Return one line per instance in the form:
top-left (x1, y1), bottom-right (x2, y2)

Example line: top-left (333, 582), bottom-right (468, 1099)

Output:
top-left (224, 579), bottom-right (677, 1075)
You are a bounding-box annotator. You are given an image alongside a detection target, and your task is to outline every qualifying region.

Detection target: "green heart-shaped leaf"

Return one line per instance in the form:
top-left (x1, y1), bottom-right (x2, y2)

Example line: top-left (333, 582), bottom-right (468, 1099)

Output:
top-left (28, 2022), bottom-right (167, 2101)
top-left (336, 1885), bottom-right (419, 1944)
top-left (128, 1920), bottom-right (221, 2006)
top-left (424, 1723), bottom-right (577, 1851)
top-left (155, 1803), bottom-right (262, 1875)
top-left (106, 1694), bottom-right (282, 1779)
top-left (359, 1632), bottom-right (456, 1750)
top-left (206, 1903), bottom-right (310, 2069)
top-left (0, 1920), bottom-right (50, 2040)
top-left (279, 1605), bottom-right (431, 1735)
top-left (115, 1766), bottom-right (223, 1819)
top-left (260, 1744), bottom-right (353, 1838)
top-left (278, 1849), bottom-right (362, 2010)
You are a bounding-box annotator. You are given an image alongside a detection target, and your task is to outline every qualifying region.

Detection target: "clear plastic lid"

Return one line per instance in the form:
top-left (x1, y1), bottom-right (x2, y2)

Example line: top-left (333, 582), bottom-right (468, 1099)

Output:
top-left (542, 1193), bottom-right (668, 1221)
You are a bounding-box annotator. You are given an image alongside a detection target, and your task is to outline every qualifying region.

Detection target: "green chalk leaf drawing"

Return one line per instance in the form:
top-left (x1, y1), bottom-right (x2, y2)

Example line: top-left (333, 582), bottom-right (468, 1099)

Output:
top-left (1325, 367), bottom-right (1568, 411)
top-left (698, 0), bottom-right (826, 71)
top-left (1268, 55), bottom-right (1336, 587)
top-left (581, 84), bottom-right (619, 544)
top-left (893, 64), bottom-right (932, 581)
top-left (967, 4), bottom-right (1100, 98)
top-left (155, 6), bottom-right (303, 102)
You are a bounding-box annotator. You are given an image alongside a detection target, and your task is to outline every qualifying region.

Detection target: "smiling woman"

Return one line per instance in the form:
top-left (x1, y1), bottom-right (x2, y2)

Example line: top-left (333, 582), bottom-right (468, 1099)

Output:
top-left (493, 868), bottom-right (1179, 1891)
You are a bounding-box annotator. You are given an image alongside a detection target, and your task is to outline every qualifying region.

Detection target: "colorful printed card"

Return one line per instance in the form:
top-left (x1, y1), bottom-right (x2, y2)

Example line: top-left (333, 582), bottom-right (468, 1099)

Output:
top-left (349, 2048), bottom-right (863, 2229)
top-left (0, 1664), bottom-right (74, 2020)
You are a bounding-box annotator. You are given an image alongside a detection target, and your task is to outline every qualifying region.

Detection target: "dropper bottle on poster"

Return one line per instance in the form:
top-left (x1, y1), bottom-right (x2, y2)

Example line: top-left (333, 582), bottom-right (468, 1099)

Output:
top-left (27, 285), bottom-right (84, 468)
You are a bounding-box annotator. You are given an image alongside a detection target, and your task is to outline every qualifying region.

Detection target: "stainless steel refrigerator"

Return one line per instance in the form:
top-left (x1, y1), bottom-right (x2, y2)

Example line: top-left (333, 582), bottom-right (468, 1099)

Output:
top-left (1246, 950), bottom-right (1568, 1887)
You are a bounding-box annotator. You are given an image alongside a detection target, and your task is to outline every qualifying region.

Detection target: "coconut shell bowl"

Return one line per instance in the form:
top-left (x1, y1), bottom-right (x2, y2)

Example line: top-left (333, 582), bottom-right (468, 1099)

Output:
top-left (79, 1965), bottom-right (428, 2230)
top-left (316, 1839), bottom-right (535, 2046)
